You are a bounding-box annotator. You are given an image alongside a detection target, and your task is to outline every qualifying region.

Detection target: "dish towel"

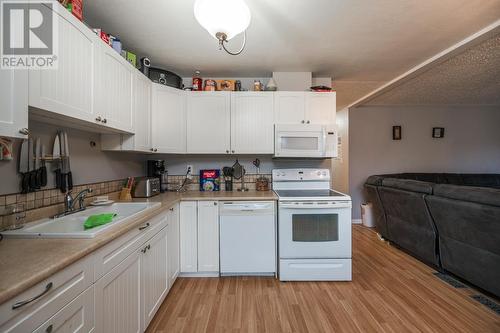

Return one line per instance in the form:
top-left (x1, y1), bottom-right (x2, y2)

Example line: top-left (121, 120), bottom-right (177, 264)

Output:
top-left (84, 213), bottom-right (117, 230)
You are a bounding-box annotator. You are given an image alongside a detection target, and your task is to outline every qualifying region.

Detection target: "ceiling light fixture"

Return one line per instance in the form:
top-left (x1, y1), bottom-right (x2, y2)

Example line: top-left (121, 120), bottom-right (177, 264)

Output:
top-left (194, 0), bottom-right (251, 56)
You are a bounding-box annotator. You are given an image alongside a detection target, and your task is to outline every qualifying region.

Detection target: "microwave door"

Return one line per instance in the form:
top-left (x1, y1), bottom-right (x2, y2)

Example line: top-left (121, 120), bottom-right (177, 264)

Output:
top-left (276, 131), bottom-right (325, 157)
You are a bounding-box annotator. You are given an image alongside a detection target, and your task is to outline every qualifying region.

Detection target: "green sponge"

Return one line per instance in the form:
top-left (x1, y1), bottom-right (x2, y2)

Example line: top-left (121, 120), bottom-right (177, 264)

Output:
top-left (84, 213), bottom-right (117, 230)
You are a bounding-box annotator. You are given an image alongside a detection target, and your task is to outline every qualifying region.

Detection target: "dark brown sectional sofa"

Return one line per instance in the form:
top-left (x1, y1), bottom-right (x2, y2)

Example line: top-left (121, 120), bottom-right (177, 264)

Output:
top-left (365, 173), bottom-right (500, 297)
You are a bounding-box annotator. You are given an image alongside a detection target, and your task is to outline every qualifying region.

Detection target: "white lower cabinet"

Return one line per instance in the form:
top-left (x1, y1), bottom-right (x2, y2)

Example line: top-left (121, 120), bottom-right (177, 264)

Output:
top-left (95, 249), bottom-right (142, 333)
top-left (167, 204), bottom-right (180, 287)
top-left (1, 205), bottom-right (180, 333)
top-left (141, 228), bottom-right (168, 330)
top-left (197, 201), bottom-right (220, 272)
top-left (180, 201), bottom-right (219, 274)
top-left (33, 286), bottom-right (94, 333)
top-left (179, 201), bottom-right (198, 273)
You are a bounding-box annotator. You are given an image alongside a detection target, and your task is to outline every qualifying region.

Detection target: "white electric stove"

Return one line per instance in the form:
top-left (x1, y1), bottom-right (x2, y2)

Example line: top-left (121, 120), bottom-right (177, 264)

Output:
top-left (273, 168), bottom-right (352, 281)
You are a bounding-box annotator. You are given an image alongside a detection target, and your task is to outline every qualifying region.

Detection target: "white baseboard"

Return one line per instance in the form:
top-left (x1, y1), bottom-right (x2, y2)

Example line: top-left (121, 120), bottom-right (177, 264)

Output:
top-left (352, 219), bottom-right (362, 224)
top-left (179, 272), bottom-right (220, 278)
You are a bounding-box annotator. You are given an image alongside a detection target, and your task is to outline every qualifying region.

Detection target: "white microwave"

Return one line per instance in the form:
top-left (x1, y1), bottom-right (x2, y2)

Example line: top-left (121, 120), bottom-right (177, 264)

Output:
top-left (274, 124), bottom-right (338, 158)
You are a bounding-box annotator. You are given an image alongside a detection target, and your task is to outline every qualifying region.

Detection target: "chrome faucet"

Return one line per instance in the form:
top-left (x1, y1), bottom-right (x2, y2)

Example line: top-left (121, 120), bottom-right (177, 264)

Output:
top-left (55, 188), bottom-right (93, 218)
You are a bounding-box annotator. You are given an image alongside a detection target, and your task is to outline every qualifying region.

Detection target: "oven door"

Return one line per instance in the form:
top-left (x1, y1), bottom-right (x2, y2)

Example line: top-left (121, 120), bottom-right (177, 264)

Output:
top-left (274, 125), bottom-right (326, 158)
top-left (279, 202), bottom-right (351, 259)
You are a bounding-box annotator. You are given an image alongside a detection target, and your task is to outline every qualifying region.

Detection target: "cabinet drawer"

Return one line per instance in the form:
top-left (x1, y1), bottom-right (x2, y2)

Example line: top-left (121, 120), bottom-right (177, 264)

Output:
top-left (33, 286), bottom-right (94, 333)
top-left (0, 256), bottom-right (93, 333)
top-left (94, 211), bottom-right (168, 279)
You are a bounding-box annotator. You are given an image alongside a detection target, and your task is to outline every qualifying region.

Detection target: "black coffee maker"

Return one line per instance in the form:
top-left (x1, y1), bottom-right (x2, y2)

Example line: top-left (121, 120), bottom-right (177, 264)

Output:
top-left (147, 160), bottom-right (167, 192)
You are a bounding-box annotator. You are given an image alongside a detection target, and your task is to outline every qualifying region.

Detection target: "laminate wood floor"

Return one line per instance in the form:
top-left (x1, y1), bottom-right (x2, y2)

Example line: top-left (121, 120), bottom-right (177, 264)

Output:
top-left (146, 225), bottom-right (500, 333)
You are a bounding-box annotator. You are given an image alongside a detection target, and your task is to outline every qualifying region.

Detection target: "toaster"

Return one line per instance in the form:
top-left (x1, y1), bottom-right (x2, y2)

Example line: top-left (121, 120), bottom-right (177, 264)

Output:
top-left (132, 177), bottom-right (160, 198)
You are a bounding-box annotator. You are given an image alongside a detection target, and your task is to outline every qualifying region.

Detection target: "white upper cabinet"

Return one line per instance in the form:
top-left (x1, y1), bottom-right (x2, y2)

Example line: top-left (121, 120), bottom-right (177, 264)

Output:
top-left (29, 4), bottom-right (97, 123)
top-left (197, 201), bottom-right (219, 273)
top-left (306, 92), bottom-right (336, 125)
top-left (94, 43), bottom-right (134, 133)
top-left (152, 84), bottom-right (186, 153)
top-left (230, 92), bottom-right (275, 154)
top-left (0, 69), bottom-right (28, 139)
top-left (131, 72), bottom-right (152, 152)
top-left (186, 92), bottom-right (231, 154)
top-left (274, 92), bottom-right (305, 124)
top-left (275, 91), bottom-right (336, 125)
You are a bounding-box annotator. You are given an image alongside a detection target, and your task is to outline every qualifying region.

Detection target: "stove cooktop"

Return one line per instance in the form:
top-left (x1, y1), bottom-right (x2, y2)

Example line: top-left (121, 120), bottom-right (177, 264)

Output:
top-left (275, 189), bottom-right (350, 201)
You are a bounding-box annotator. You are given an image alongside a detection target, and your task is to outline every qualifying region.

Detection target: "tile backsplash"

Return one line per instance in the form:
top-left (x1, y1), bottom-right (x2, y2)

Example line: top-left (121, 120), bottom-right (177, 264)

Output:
top-left (0, 179), bottom-right (125, 230)
top-left (167, 173), bottom-right (272, 191)
top-left (0, 174), bottom-right (273, 230)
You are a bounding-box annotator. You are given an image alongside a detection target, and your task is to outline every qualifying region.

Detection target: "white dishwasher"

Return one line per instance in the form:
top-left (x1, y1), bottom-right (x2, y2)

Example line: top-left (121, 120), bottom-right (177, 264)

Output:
top-left (219, 201), bottom-right (276, 276)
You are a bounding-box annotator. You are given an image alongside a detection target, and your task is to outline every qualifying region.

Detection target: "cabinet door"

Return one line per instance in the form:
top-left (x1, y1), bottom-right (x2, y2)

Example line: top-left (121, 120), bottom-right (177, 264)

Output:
top-left (167, 204), bottom-right (180, 287)
top-left (186, 92), bottom-right (230, 154)
top-left (95, 251), bottom-right (141, 333)
top-left (231, 92), bottom-right (275, 154)
top-left (0, 69), bottom-right (28, 139)
top-left (305, 92), bottom-right (336, 125)
top-left (274, 92), bottom-right (305, 124)
top-left (180, 201), bottom-right (198, 273)
top-left (33, 286), bottom-right (94, 333)
top-left (29, 5), bottom-right (97, 123)
top-left (197, 201), bottom-right (219, 272)
top-left (152, 84), bottom-right (186, 153)
top-left (141, 227), bottom-right (168, 330)
top-left (132, 72), bottom-right (152, 152)
top-left (95, 43), bottom-right (134, 133)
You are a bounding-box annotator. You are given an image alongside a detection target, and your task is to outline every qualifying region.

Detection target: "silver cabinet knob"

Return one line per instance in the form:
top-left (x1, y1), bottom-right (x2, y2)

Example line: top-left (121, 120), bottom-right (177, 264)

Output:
top-left (232, 150), bottom-right (235, 153)
top-left (154, 148), bottom-right (158, 152)
top-left (102, 118), bottom-right (107, 124)
top-left (150, 148), bottom-right (154, 151)
top-left (301, 120), bottom-right (305, 124)
top-left (95, 116), bottom-right (102, 122)
top-left (213, 202), bottom-right (217, 206)
top-left (226, 150), bottom-right (229, 154)
top-left (19, 128), bottom-right (29, 135)
top-left (306, 120), bottom-right (310, 124)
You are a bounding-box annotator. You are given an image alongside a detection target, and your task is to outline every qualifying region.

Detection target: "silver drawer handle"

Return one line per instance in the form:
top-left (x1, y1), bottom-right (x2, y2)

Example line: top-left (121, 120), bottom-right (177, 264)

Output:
top-left (12, 282), bottom-right (53, 309)
top-left (138, 222), bottom-right (150, 231)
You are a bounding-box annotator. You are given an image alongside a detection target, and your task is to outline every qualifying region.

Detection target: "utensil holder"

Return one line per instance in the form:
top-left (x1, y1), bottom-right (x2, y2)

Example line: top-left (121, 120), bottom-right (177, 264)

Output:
top-left (119, 188), bottom-right (132, 201)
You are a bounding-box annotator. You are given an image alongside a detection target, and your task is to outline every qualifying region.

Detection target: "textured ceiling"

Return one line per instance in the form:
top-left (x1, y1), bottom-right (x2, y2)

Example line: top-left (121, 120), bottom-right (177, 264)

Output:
top-left (83, 0), bottom-right (500, 82)
top-left (361, 34), bottom-right (500, 106)
top-left (333, 81), bottom-right (385, 110)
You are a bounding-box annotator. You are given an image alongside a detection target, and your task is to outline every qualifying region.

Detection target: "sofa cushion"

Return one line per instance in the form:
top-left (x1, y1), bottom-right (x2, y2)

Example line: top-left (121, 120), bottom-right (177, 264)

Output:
top-left (433, 184), bottom-right (500, 207)
top-left (381, 178), bottom-right (433, 194)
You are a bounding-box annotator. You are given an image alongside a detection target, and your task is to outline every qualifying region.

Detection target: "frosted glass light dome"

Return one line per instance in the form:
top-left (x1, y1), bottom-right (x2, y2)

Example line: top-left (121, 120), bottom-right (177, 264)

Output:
top-left (194, 0), bottom-right (251, 41)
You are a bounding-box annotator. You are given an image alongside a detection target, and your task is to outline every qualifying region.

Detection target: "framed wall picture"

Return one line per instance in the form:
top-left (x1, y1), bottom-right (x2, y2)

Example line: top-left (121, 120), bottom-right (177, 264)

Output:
top-left (392, 126), bottom-right (402, 140)
top-left (432, 127), bottom-right (445, 138)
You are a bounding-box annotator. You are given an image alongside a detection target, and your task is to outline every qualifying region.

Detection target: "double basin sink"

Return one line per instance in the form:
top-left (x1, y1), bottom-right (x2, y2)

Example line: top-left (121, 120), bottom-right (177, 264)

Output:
top-left (2, 202), bottom-right (160, 239)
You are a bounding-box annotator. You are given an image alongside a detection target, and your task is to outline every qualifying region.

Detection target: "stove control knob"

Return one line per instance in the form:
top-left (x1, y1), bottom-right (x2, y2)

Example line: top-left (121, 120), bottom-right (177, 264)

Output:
top-left (322, 171), bottom-right (327, 176)
top-left (317, 171), bottom-right (321, 176)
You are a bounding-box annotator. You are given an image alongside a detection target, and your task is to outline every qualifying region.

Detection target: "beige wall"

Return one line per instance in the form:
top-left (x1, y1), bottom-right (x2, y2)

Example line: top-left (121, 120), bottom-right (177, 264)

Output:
top-left (349, 105), bottom-right (500, 219)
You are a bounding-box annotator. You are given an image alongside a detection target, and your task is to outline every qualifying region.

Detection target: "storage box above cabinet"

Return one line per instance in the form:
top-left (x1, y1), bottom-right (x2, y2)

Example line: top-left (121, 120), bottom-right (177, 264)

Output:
top-left (274, 92), bottom-right (336, 125)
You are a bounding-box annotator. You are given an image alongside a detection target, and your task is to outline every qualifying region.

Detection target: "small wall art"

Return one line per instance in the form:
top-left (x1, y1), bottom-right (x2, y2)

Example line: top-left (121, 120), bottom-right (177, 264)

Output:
top-left (432, 127), bottom-right (445, 138)
top-left (392, 126), bottom-right (402, 140)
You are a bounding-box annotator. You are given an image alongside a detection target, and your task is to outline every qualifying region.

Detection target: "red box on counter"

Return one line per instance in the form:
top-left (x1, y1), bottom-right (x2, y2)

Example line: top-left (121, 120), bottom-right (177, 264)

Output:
top-left (69, 0), bottom-right (83, 21)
